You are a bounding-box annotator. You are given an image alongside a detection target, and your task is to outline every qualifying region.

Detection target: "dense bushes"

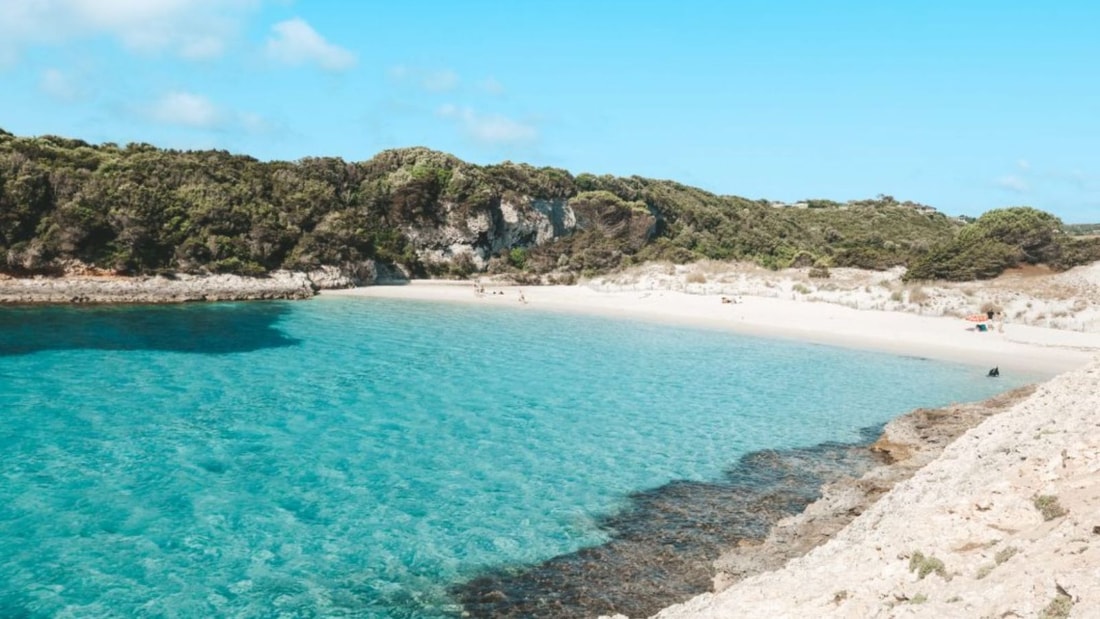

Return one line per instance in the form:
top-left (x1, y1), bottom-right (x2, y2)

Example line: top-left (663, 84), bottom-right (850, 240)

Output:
top-left (904, 207), bottom-right (1099, 281)
top-left (1, 129), bottom-right (1094, 281)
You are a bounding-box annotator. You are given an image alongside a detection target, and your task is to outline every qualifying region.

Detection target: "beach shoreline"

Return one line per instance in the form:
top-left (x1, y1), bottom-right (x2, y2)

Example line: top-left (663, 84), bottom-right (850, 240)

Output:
top-left (6, 270), bottom-right (1097, 616)
top-left (324, 280), bottom-right (1100, 618)
top-left (323, 280), bottom-right (1100, 375)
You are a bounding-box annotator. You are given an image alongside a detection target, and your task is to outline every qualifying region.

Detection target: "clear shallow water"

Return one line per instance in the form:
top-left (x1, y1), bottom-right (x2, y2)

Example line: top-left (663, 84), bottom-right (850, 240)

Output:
top-left (0, 298), bottom-right (1035, 618)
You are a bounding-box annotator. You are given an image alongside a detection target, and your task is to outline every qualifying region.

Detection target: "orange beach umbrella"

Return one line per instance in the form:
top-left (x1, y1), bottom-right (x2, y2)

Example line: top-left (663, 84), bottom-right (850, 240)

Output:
top-left (965, 314), bottom-right (989, 322)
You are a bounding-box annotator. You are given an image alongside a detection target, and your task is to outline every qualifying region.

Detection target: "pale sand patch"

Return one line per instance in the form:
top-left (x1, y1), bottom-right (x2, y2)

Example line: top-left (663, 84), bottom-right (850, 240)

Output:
top-left (322, 281), bottom-right (1100, 375)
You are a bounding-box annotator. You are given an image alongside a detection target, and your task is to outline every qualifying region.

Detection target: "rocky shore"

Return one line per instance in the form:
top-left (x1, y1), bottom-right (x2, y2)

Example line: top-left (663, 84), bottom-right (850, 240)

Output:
top-left (0, 271), bottom-right (317, 304)
top-left (453, 386), bottom-right (1035, 619)
top-left (706, 384), bottom-right (1037, 592)
top-left (652, 358), bottom-right (1100, 618)
top-left (0, 260), bottom-right (419, 304)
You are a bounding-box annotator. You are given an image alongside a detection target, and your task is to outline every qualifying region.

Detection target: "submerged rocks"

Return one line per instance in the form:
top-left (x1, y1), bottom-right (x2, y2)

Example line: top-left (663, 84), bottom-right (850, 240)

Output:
top-left (454, 387), bottom-right (1038, 619)
top-left (708, 384), bottom-right (1036, 592)
top-left (454, 437), bottom-right (886, 619)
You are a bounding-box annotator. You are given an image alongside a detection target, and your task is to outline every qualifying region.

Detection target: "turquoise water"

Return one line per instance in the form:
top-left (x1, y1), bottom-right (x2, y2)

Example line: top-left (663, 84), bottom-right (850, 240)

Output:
top-left (0, 298), bottom-right (1033, 618)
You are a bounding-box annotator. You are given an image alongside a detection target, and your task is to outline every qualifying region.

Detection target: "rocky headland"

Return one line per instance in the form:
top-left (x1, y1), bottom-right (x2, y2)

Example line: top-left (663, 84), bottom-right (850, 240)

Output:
top-left (0, 271), bottom-right (317, 304)
top-left (0, 261), bottom-right (417, 304)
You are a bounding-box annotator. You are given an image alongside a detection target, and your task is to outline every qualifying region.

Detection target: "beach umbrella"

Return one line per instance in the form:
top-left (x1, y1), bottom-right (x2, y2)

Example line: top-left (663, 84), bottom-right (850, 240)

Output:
top-left (965, 314), bottom-right (988, 322)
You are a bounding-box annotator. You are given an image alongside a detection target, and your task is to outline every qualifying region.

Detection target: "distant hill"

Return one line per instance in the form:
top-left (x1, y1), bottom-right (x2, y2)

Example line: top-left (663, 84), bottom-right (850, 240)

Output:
top-left (0, 128), bottom-right (1095, 282)
top-left (1064, 223), bottom-right (1100, 236)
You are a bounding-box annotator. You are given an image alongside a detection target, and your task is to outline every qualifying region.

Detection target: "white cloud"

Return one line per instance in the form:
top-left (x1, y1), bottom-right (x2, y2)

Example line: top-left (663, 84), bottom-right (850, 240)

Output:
top-left (389, 65), bottom-right (464, 93)
top-left (480, 77), bottom-right (505, 95)
top-left (239, 112), bottom-right (266, 133)
top-left (437, 103), bottom-right (461, 118)
top-left (1017, 159), bottom-right (1031, 171)
top-left (148, 91), bottom-right (223, 128)
top-left (265, 18), bottom-right (356, 71)
top-left (0, 0), bottom-right (256, 62)
top-left (995, 175), bottom-right (1029, 193)
top-left (143, 91), bottom-right (274, 134)
top-left (437, 104), bottom-right (538, 145)
top-left (421, 70), bottom-right (459, 92)
top-left (39, 68), bottom-right (80, 101)
top-left (468, 115), bottom-right (538, 144)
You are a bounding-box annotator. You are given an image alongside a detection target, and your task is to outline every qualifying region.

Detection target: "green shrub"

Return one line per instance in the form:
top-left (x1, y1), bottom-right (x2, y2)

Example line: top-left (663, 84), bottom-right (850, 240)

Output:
top-left (1040, 591), bottom-right (1073, 619)
top-left (908, 551), bottom-right (946, 580)
top-left (994, 546), bottom-right (1019, 564)
top-left (1033, 495), bottom-right (1067, 521)
top-left (903, 207), bottom-right (1089, 282)
top-left (508, 247), bottom-right (528, 270)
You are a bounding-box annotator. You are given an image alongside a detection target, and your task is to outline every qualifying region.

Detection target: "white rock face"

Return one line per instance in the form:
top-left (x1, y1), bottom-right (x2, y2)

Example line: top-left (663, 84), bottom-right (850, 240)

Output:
top-left (407, 197), bottom-right (576, 269)
top-left (306, 260), bottom-right (409, 289)
top-left (651, 358), bottom-right (1100, 619)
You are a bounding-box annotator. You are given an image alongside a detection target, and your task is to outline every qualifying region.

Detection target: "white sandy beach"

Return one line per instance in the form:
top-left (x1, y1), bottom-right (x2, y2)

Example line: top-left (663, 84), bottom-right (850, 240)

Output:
top-left (323, 279), bottom-right (1100, 375)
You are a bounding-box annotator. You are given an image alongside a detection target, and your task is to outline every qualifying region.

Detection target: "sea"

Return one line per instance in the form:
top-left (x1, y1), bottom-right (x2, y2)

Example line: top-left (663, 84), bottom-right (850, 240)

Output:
top-left (0, 297), bottom-right (1037, 618)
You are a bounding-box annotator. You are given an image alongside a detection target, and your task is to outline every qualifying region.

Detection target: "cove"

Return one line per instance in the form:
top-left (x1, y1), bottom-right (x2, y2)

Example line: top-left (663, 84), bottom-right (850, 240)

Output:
top-left (0, 298), bottom-right (1032, 617)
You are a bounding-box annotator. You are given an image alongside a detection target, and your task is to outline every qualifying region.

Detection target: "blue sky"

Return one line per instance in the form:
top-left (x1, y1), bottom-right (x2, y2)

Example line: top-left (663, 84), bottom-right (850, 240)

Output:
top-left (1, 1), bottom-right (1098, 222)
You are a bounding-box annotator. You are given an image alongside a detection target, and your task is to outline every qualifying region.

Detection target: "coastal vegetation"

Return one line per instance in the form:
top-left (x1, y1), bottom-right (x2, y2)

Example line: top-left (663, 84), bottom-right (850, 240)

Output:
top-left (907, 551), bottom-right (947, 580)
top-left (903, 207), bottom-right (1100, 281)
top-left (1040, 591), bottom-right (1074, 619)
top-left (1033, 494), bottom-right (1067, 521)
top-left (1064, 222), bottom-right (1100, 236)
top-left (1, 128), bottom-right (1097, 281)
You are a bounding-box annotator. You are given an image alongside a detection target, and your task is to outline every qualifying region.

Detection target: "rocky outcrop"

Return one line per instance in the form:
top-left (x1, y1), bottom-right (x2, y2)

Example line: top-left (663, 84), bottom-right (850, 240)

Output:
top-left (707, 385), bottom-right (1036, 591)
top-left (0, 271), bottom-right (316, 304)
top-left (405, 193), bottom-right (658, 272)
top-left (405, 197), bottom-right (577, 269)
top-left (306, 260), bottom-right (411, 289)
top-left (0, 257), bottom-right (422, 303)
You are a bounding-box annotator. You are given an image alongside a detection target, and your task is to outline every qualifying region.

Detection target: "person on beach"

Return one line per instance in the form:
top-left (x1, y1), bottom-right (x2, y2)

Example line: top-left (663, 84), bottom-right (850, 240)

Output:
top-left (518, 290), bottom-right (527, 304)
